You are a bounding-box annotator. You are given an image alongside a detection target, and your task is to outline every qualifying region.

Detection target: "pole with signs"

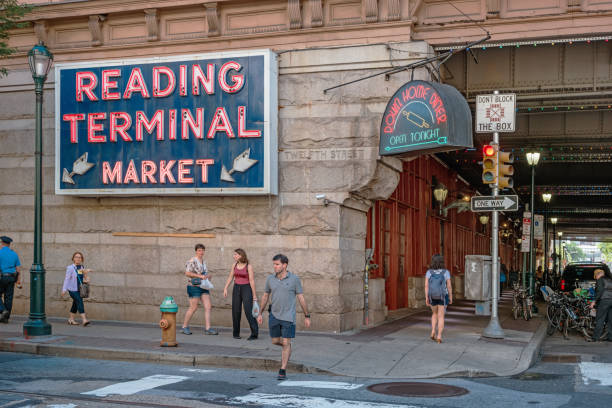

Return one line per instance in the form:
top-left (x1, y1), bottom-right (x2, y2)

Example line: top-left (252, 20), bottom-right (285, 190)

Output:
top-left (481, 91), bottom-right (506, 339)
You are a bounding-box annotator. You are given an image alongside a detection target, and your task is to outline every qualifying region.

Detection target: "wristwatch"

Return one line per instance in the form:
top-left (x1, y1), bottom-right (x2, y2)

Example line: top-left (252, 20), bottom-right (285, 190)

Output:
top-left (304, 314), bottom-right (311, 318)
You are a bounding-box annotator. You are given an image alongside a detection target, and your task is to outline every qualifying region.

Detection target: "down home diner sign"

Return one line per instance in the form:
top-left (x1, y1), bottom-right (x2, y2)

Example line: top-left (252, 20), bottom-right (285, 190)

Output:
top-left (55, 50), bottom-right (278, 195)
top-left (379, 80), bottom-right (473, 156)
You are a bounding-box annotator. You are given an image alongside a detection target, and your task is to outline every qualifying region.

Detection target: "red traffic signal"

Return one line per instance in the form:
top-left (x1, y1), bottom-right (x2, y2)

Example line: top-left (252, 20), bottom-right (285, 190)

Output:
top-left (482, 144), bottom-right (497, 184)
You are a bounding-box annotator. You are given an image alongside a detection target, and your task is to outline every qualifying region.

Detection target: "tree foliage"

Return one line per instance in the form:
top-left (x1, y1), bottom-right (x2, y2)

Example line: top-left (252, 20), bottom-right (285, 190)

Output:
top-left (0, 0), bottom-right (32, 77)
top-left (563, 241), bottom-right (586, 263)
top-left (598, 242), bottom-right (612, 263)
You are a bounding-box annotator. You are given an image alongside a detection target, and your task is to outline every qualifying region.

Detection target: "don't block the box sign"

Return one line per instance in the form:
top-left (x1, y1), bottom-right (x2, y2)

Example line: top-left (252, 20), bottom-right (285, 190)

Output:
top-left (379, 80), bottom-right (473, 157)
top-left (55, 49), bottom-right (278, 195)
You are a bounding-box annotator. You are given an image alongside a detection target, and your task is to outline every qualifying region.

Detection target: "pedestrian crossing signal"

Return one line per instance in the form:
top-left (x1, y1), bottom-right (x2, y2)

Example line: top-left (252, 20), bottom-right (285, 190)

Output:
top-left (482, 144), bottom-right (497, 185)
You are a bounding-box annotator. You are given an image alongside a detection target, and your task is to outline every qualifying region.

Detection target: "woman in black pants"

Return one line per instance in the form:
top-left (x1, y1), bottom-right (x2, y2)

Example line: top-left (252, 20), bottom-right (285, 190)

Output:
top-left (223, 248), bottom-right (258, 340)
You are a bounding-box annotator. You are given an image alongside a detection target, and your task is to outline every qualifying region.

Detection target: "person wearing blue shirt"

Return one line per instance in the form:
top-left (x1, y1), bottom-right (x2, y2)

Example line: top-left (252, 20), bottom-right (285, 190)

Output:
top-left (0, 236), bottom-right (21, 323)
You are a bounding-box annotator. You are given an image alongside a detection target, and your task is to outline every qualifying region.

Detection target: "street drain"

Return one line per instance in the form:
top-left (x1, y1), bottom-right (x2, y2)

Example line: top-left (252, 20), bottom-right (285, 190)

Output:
top-left (513, 372), bottom-right (564, 381)
top-left (367, 382), bottom-right (469, 398)
top-left (541, 354), bottom-right (580, 363)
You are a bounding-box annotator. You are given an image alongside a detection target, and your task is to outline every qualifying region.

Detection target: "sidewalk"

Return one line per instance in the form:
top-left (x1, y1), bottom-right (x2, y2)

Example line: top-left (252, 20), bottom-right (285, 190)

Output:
top-left (0, 292), bottom-right (546, 379)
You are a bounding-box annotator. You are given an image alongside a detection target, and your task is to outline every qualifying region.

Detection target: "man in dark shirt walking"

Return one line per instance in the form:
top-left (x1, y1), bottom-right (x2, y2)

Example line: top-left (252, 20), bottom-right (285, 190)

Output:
top-left (0, 236), bottom-right (22, 323)
top-left (589, 268), bottom-right (612, 342)
top-left (257, 254), bottom-right (311, 380)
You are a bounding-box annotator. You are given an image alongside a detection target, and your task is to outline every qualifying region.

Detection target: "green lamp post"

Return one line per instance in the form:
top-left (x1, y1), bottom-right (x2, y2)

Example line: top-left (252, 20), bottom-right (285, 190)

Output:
top-left (23, 42), bottom-right (54, 337)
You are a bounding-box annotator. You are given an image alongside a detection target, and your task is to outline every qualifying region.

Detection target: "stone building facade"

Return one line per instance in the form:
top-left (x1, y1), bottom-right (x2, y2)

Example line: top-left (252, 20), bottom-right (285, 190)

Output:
top-left (2, 0), bottom-right (612, 332)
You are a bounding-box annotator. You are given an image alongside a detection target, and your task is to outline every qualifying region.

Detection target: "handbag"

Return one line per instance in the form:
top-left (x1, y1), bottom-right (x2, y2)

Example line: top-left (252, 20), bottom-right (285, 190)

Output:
top-left (76, 266), bottom-right (89, 298)
top-left (191, 277), bottom-right (202, 286)
top-left (80, 282), bottom-right (90, 298)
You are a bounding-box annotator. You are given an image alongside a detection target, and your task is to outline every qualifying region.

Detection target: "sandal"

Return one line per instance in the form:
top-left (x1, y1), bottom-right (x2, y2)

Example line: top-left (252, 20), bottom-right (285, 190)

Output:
top-left (82, 320), bottom-right (91, 326)
top-left (436, 338), bottom-right (443, 344)
top-left (430, 334), bottom-right (436, 341)
top-left (68, 320), bottom-right (80, 326)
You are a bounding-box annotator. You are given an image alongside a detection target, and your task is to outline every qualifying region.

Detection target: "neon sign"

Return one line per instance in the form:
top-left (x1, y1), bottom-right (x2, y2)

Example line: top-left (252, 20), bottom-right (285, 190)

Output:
top-left (55, 49), bottom-right (278, 195)
top-left (379, 80), bottom-right (473, 156)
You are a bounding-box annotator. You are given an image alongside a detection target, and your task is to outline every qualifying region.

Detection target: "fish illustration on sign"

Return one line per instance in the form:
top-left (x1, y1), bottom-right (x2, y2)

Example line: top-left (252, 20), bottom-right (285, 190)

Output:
top-left (62, 152), bottom-right (95, 184)
top-left (220, 148), bottom-right (258, 183)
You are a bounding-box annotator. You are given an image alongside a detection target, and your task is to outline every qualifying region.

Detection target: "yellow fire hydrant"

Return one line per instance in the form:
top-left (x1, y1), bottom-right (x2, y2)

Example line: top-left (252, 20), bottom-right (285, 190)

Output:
top-left (159, 296), bottom-right (178, 347)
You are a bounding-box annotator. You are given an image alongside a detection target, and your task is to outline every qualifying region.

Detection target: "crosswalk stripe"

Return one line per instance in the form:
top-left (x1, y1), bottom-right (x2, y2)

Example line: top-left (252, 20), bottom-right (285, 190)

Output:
top-left (579, 362), bottom-right (612, 386)
top-left (180, 368), bottom-right (216, 373)
top-left (278, 380), bottom-right (363, 390)
top-left (232, 393), bottom-right (421, 408)
top-left (81, 374), bottom-right (189, 397)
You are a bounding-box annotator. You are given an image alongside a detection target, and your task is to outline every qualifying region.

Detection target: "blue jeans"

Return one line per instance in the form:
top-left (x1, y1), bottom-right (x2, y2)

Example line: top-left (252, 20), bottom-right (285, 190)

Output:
top-left (69, 290), bottom-right (85, 314)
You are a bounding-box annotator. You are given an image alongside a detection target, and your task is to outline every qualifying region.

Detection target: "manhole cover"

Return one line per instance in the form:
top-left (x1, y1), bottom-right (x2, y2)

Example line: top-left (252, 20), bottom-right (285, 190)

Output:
top-left (367, 382), bottom-right (469, 398)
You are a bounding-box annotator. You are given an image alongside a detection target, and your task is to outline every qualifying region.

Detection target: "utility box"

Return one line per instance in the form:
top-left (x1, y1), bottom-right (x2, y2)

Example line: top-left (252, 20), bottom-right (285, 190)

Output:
top-left (464, 255), bottom-right (492, 301)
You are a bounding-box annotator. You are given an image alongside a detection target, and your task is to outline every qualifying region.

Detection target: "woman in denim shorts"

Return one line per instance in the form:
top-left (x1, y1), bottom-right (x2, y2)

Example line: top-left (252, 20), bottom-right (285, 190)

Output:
top-left (181, 243), bottom-right (218, 335)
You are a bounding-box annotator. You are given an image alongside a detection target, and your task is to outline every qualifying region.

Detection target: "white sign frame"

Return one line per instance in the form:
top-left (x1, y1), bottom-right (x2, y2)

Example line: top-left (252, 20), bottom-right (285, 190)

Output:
top-left (475, 93), bottom-right (516, 133)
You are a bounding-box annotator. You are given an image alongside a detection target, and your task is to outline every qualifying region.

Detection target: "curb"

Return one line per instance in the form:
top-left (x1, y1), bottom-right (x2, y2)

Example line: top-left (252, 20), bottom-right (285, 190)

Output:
top-left (500, 318), bottom-right (548, 377)
top-left (0, 339), bottom-right (334, 376)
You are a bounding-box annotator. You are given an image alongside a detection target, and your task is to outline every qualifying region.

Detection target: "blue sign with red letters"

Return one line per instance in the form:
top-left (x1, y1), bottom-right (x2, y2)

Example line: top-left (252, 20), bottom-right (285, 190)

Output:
top-left (55, 49), bottom-right (278, 195)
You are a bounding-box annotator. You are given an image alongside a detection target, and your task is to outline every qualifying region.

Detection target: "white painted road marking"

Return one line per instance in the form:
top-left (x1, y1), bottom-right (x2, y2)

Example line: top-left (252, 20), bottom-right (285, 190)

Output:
top-left (81, 374), bottom-right (188, 397)
top-left (278, 380), bottom-right (363, 390)
top-left (579, 362), bottom-right (612, 386)
top-left (179, 368), bottom-right (216, 373)
top-left (232, 393), bottom-right (421, 408)
top-left (47, 405), bottom-right (77, 408)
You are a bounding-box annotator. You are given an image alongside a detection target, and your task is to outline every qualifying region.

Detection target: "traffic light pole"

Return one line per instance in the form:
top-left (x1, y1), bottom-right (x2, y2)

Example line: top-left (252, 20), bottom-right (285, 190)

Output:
top-left (483, 92), bottom-right (505, 339)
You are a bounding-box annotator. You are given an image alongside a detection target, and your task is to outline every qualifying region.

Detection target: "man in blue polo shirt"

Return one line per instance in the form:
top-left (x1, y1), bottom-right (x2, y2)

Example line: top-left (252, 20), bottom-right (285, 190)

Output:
top-left (257, 254), bottom-right (311, 380)
top-left (0, 236), bottom-right (21, 323)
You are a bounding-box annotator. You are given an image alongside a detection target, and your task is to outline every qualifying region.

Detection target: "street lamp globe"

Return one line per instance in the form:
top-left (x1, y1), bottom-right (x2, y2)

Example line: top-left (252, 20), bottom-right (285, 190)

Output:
top-left (558, 231), bottom-right (563, 237)
top-left (550, 217), bottom-right (558, 224)
top-left (542, 193), bottom-right (552, 203)
top-left (526, 151), bottom-right (541, 166)
top-left (433, 184), bottom-right (448, 205)
top-left (28, 42), bottom-right (54, 80)
top-left (479, 215), bottom-right (490, 225)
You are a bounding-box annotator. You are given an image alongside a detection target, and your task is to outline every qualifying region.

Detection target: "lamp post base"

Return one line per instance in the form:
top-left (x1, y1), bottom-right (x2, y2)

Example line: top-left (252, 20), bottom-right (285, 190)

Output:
top-left (23, 264), bottom-right (52, 337)
top-left (482, 317), bottom-right (505, 339)
top-left (23, 319), bottom-right (52, 337)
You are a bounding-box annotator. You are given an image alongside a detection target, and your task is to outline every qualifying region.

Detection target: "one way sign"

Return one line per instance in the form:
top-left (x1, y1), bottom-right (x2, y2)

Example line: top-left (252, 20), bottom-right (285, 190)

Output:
top-left (471, 195), bottom-right (519, 212)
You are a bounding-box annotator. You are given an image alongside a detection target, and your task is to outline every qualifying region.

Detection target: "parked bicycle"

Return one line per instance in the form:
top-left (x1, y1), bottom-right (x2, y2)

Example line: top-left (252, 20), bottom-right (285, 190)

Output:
top-left (544, 288), bottom-right (594, 340)
top-left (512, 282), bottom-right (533, 321)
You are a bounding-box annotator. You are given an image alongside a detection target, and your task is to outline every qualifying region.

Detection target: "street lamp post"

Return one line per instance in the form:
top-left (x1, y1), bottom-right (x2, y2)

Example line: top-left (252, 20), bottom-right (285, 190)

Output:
top-left (525, 152), bottom-right (541, 298)
top-left (23, 42), bottom-right (53, 337)
top-left (550, 217), bottom-right (558, 285)
top-left (558, 232), bottom-right (564, 271)
top-left (541, 193), bottom-right (551, 287)
top-left (433, 184), bottom-right (448, 253)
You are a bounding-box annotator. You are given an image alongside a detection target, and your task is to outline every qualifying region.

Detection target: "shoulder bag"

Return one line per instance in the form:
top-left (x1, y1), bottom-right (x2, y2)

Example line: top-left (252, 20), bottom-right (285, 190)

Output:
top-left (76, 266), bottom-right (90, 298)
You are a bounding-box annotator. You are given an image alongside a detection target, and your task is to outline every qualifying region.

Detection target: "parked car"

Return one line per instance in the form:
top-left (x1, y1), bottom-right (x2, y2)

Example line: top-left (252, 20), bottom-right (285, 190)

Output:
top-left (559, 262), bottom-right (611, 292)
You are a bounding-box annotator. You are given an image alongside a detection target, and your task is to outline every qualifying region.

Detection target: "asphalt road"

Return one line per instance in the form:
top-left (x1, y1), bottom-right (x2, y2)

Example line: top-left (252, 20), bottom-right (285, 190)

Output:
top-left (0, 332), bottom-right (610, 408)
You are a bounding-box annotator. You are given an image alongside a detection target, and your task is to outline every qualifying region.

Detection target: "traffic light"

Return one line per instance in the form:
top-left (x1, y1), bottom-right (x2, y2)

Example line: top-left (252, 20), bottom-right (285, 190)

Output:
top-left (497, 150), bottom-right (514, 189)
top-left (482, 144), bottom-right (497, 185)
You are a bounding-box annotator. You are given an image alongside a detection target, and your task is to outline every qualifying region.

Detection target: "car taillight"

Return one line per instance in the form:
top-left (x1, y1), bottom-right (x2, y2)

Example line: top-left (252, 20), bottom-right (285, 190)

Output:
top-left (560, 279), bottom-right (566, 291)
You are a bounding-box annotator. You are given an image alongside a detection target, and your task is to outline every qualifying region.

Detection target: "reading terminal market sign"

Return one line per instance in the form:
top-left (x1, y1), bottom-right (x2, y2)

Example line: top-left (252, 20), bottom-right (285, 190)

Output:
top-left (379, 80), bottom-right (473, 156)
top-left (55, 49), bottom-right (278, 195)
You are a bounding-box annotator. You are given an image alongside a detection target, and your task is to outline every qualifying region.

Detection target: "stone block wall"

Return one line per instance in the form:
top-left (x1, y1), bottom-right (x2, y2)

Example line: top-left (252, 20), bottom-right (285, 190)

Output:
top-left (2, 40), bottom-right (431, 332)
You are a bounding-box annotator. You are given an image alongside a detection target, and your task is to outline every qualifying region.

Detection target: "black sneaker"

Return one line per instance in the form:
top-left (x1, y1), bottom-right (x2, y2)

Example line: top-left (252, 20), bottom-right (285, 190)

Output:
top-left (247, 335), bottom-right (258, 341)
top-left (233, 336), bottom-right (241, 339)
top-left (277, 369), bottom-right (286, 380)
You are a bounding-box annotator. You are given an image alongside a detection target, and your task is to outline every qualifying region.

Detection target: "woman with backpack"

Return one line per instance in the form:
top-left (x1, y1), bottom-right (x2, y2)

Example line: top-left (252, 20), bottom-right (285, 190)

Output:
top-left (425, 254), bottom-right (453, 343)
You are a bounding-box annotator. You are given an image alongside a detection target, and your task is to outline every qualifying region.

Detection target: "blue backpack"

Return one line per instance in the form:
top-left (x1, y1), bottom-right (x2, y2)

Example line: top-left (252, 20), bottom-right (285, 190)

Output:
top-left (428, 269), bottom-right (447, 301)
